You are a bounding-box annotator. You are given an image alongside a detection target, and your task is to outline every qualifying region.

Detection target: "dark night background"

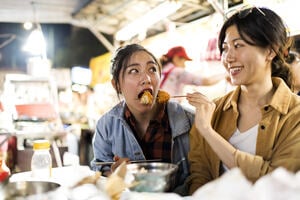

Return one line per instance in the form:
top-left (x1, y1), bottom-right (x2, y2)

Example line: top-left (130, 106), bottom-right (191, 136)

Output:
top-left (0, 23), bottom-right (112, 71)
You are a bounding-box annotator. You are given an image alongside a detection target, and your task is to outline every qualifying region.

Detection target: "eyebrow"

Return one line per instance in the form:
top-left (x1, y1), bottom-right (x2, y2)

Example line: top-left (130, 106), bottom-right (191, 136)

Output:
top-left (127, 60), bottom-right (157, 68)
top-left (223, 37), bottom-right (243, 45)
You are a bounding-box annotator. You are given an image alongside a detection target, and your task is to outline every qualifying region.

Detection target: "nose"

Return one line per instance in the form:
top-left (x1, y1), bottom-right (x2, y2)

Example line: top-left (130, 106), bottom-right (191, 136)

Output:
top-left (222, 49), bottom-right (235, 64)
top-left (140, 72), bottom-right (151, 85)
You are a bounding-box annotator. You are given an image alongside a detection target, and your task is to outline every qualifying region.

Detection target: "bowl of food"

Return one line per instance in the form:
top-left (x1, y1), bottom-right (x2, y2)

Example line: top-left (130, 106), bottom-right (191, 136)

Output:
top-left (0, 181), bottom-right (60, 199)
top-left (126, 162), bottom-right (178, 193)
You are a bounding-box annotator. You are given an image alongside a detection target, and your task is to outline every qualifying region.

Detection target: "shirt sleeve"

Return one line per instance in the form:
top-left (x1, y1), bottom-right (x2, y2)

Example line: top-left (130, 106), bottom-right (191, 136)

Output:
top-left (176, 68), bottom-right (203, 86)
top-left (90, 117), bottom-right (114, 173)
top-left (235, 120), bottom-right (300, 182)
top-left (187, 125), bottom-right (214, 194)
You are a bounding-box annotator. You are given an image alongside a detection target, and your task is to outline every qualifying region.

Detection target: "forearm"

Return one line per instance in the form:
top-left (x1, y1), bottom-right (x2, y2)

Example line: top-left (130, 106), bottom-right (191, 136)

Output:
top-left (201, 127), bottom-right (236, 169)
top-left (201, 73), bottom-right (226, 86)
top-left (188, 126), bottom-right (214, 194)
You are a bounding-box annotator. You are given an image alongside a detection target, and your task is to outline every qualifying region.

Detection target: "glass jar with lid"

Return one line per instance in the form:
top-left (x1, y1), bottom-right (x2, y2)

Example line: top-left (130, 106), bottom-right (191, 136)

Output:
top-left (31, 139), bottom-right (52, 179)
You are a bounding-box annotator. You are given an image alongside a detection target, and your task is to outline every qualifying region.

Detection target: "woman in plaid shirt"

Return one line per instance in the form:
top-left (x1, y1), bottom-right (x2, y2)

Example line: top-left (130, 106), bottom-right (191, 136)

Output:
top-left (91, 44), bottom-right (194, 195)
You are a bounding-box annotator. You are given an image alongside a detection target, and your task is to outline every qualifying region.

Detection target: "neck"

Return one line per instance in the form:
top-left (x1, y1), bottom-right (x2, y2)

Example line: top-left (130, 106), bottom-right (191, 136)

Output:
top-left (240, 79), bottom-right (274, 107)
top-left (132, 103), bottom-right (162, 139)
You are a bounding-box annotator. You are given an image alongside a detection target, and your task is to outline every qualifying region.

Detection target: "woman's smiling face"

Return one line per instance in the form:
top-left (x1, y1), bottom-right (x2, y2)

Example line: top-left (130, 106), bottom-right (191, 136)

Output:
top-left (118, 50), bottom-right (161, 112)
top-left (221, 25), bottom-right (272, 86)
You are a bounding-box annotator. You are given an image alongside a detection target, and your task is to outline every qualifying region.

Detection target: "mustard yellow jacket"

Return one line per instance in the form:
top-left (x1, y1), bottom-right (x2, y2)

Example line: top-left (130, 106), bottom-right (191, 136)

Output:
top-left (187, 78), bottom-right (300, 194)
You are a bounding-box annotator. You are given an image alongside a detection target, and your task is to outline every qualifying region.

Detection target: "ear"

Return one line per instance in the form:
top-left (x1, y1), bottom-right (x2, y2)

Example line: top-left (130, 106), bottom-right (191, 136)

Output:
top-left (266, 48), bottom-right (276, 61)
top-left (111, 79), bottom-right (118, 93)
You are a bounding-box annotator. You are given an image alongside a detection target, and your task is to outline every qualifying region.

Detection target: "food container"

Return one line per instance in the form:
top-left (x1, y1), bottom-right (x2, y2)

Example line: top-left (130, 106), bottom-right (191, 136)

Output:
top-left (126, 162), bottom-right (178, 192)
top-left (0, 181), bottom-right (60, 199)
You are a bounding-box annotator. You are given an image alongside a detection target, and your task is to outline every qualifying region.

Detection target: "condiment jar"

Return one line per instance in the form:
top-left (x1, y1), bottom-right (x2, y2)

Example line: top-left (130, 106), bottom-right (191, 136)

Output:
top-left (31, 139), bottom-right (52, 179)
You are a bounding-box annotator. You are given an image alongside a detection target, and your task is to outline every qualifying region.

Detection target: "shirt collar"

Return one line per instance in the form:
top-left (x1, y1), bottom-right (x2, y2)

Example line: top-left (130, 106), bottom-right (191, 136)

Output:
top-left (124, 103), bottom-right (166, 125)
top-left (223, 77), bottom-right (292, 114)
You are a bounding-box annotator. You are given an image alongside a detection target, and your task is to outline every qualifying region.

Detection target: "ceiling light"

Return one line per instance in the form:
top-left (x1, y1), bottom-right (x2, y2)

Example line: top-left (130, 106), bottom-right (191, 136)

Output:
top-left (22, 28), bottom-right (46, 57)
top-left (23, 22), bottom-right (33, 30)
top-left (115, 1), bottom-right (182, 41)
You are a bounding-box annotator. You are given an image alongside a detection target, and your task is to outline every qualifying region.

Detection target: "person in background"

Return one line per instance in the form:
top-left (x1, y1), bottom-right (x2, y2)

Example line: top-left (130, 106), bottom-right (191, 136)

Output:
top-left (159, 46), bottom-right (225, 97)
top-left (186, 6), bottom-right (300, 194)
top-left (90, 44), bottom-right (194, 195)
top-left (286, 50), bottom-right (300, 95)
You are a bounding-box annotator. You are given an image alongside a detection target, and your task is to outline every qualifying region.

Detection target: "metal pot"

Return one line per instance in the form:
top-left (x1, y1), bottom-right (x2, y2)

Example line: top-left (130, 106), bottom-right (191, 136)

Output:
top-left (126, 162), bottom-right (178, 192)
top-left (0, 181), bottom-right (60, 199)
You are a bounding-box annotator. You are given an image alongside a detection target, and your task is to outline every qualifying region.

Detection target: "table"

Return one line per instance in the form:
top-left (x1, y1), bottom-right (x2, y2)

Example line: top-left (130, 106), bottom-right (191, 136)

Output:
top-left (10, 165), bottom-right (95, 187)
top-left (9, 166), bottom-right (193, 200)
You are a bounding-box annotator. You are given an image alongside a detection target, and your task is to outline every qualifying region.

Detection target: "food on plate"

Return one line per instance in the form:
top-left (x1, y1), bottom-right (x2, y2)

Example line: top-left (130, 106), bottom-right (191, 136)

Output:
top-left (104, 161), bottom-right (129, 200)
top-left (140, 91), bottom-right (153, 105)
top-left (71, 171), bottom-right (101, 188)
top-left (137, 167), bottom-right (147, 174)
top-left (105, 174), bottom-right (127, 200)
top-left (70, 162), bottom-right (131, 200)
top-left (157, 90), bottom-right (170, 103)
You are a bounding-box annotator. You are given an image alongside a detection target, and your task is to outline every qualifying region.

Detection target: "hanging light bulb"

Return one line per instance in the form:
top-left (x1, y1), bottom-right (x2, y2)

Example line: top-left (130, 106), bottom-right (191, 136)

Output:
top-left (22, 27), bottom-right (46, 57)
top-left (23, 22), bottom-right (33, 30)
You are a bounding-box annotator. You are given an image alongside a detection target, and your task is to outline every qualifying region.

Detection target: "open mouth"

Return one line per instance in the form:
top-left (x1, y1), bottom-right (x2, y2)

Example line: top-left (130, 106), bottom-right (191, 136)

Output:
top-left (138, 89), bottom-right (152, 99)
top-left (138, 89), bottom-right (153, 105)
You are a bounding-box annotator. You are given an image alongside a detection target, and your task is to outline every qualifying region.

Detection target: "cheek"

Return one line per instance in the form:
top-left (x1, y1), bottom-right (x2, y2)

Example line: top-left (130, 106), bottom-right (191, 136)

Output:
top-left (120, 77), bottom-right (136, 89)
top-left (221, 56), bottom-right (228, 70)
top-left (296, 63), bottom-right (300, 73)
top-left (153, 74), bottom-right (161, 87)
top-left (118, 76), bottom-right (132, 92)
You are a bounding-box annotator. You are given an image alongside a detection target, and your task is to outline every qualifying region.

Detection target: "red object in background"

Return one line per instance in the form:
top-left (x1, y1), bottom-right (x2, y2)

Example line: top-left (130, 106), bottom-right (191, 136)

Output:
top-left (0, 135), bottom-right (11, 182)
top-left (0, 102), bottom-right (3, 112)
top-left (0, 158), bottom-right (10, 182)
top-left (204, 37), bottom-right (221, 61)
top-left (15, 103), bottom-right (58, 120)
top-left (6, 136), bottom-right (17, 172)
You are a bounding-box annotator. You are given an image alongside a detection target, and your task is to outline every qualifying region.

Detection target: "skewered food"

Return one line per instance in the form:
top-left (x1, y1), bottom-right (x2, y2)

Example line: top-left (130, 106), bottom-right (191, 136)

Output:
top-left (139, 90), bottom-right (170, 105)
top-left (157, 90), bottom-right (170, 104)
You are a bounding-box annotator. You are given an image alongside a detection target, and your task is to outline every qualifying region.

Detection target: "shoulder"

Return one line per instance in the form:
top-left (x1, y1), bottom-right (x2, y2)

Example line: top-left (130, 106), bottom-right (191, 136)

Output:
top-left (96, 102), bottom-right (124, 126)
top-left (167, 101), bottom-right (194, 120)
top-left (286, 93), bottom-right (300, 115)
top-left (213, 88), bottom-right (238, 110)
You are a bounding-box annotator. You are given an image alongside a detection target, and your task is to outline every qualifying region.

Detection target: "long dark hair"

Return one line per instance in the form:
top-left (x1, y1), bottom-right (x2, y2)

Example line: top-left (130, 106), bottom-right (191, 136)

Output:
top-left (218, 7), bottom-right (293, 88)
top-left (110, 43), bottom-right (161, 98)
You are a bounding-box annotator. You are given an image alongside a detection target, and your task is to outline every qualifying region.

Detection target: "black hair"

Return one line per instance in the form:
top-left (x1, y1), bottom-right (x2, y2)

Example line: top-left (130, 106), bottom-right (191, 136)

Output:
top-left (159, 55), bottom-right (172, 67)
top-left (110, 43), bottom-right (161, 98)
top-left (218, 7), bottom-right (293, 88)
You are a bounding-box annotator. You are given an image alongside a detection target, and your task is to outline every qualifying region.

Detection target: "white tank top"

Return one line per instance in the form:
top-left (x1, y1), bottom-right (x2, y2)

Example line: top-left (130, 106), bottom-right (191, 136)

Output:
top-left (223, 124), bottom-right (258, 171)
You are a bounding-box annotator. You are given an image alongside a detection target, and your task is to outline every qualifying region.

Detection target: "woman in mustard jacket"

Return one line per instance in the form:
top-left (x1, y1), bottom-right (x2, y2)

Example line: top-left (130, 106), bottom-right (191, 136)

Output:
top-left (186, 6), bottom-right (300, 194)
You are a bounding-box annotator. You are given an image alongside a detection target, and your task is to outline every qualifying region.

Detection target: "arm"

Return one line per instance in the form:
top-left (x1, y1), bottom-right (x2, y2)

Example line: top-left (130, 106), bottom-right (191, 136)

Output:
top-left (91, 123), bottom-right (130, 176)
top-left (187, 92), bottom-right (236, 168)
top-left (200, 72), bottom-right (227, 86)
top-left (187, 125), bottom-right (214, 194)
top-left (90, 119), bottom-right (114, 174)
top-left (179, 69), bottom-right (226, 86)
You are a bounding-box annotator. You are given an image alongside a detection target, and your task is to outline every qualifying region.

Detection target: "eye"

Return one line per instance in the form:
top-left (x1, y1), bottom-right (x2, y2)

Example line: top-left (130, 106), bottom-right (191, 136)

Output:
top-left (234, 42), bottom-right (243, 49)
top-left (128, 68), bottom-right (138, 74)
top-left (149, 66), bottom-right (157, 73)
top-left (221, 44), bottom-right (228, 53)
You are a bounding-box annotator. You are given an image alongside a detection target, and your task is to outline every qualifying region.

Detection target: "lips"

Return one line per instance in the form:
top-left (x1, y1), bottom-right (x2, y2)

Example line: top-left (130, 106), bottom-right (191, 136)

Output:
top-left (229, 67), bottom-right (242, 76)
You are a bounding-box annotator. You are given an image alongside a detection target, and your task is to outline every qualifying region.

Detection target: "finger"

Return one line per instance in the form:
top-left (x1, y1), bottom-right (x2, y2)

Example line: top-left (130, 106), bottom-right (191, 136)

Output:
top-left (113, 155), bottom-right (120, 161)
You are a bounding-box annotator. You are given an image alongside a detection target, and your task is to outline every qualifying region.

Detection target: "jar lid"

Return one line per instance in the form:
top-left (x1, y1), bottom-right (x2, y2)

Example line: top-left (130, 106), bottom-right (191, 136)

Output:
top-left (33, 139), bottom-right (50, 150)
